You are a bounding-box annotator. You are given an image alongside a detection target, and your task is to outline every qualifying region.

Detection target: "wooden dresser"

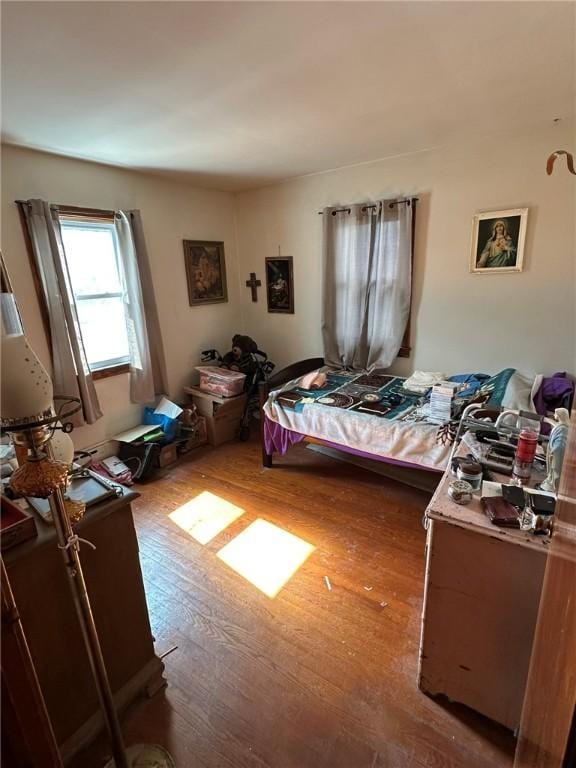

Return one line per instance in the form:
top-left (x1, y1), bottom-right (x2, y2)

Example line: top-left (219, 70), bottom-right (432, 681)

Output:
top-left (418, 466), bottom-right (550, 731)
top-left (3, 489), bottom-right (165, 763)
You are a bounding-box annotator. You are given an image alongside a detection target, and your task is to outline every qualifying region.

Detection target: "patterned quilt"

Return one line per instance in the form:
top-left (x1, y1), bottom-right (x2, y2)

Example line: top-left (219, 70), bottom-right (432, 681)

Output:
top-left (264, 367), bottom-right (522, 471)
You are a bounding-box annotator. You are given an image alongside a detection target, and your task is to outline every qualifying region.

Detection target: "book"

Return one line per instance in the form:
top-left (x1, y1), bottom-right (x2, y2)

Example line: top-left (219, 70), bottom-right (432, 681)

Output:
top-left (429, 381), bottom-right (462, 424)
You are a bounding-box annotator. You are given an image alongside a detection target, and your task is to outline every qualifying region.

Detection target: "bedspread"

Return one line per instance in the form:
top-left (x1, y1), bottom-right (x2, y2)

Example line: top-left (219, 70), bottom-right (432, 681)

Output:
top-left (263, 367), bottom-right (536, 472)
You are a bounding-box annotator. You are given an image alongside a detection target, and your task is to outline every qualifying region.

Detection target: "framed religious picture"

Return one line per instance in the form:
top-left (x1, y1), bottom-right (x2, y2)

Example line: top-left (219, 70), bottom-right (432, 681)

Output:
top-left (265, 256), bottom-right (294, 314)
top-left (183, 239), bottom-right (228, 305)
top-left (470, 208), bottom-right (528, 274)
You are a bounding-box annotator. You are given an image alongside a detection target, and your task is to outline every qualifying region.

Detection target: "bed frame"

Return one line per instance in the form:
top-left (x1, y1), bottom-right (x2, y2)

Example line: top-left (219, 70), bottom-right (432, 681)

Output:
top-left (259, 357), bottom-right (324, 467)
top-left (258, 357), bottom-right (443, 476)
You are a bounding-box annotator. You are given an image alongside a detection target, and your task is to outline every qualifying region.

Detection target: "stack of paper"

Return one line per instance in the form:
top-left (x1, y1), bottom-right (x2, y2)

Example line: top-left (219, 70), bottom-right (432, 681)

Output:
top-left (428, 381), bottom-right (461, 424)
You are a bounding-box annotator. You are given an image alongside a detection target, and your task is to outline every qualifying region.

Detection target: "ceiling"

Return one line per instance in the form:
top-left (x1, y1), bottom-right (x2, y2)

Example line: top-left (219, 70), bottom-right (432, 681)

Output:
top-left (2, 1), bottom-right (574, 191)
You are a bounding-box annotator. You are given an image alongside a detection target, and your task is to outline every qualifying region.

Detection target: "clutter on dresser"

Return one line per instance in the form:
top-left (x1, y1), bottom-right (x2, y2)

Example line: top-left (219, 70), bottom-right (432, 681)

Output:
top-left (481, 496), bottom-right (521, 528)
top-left (511, 428), bottom-right (538, 484)
top-left (25, 469), bottom-right (122, 523)
top-left (447, 479), bottom-right (473, 505)
top-left (446, 430), bottom-right (557, 538)
top-left (448, 402), bottom-right (554, 477)
top-left (521, 492), bottom-right (556, 534)
top-left (455, 460), bottom-right (482, 491)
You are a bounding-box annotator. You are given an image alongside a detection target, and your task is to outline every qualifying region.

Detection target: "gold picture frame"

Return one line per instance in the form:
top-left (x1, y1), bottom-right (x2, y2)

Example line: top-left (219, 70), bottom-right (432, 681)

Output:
top-left (183, 240), bottom-right (228, 305)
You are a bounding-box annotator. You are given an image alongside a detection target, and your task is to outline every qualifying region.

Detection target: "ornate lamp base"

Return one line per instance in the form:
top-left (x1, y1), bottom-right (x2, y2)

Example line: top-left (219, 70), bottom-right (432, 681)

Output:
top-left (104, 743), bottom-right (176, 767)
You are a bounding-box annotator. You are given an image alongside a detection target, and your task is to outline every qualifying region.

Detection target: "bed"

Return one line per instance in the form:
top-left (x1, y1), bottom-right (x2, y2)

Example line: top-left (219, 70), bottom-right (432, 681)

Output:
top-left (258, 358), bottom-right (542, 473)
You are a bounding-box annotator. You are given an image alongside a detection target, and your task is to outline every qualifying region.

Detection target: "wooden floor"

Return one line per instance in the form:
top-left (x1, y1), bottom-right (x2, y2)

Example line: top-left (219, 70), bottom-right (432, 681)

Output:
top-left (75, 436), bottom-right (516, 768)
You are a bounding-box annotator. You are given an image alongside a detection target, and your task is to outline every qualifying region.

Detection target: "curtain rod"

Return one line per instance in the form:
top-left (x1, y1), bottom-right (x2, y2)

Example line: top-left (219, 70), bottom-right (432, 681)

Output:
top-left (317, 197), bottom-right (418, 215)
top-left (15, 200), bottom-right (116, 219)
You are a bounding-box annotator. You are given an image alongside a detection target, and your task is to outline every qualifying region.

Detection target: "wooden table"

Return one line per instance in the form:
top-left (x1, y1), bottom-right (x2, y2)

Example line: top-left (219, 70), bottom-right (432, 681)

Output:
top-left (418, 464), bottom-right (550, 731)
top-left (3, 487), bottom-right (165, 763)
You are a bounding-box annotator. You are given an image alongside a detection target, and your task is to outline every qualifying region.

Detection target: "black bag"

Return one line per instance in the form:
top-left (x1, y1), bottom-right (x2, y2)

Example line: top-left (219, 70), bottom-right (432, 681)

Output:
top-left (118, 441), bottom-right (160, 482)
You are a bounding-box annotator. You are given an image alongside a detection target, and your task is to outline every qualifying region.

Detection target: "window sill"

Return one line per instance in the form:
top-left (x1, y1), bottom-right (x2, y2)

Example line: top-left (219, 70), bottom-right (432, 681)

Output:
top-left (91, 363), bottom-right (130, 381)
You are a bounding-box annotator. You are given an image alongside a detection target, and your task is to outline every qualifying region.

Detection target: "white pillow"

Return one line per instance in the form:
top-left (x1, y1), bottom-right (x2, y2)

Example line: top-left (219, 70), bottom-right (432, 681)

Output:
top-left (501, 371), bottom-right (539, 412)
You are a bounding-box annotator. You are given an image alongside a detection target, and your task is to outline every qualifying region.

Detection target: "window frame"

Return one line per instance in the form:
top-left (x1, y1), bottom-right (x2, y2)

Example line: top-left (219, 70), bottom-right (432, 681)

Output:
top-left (17, 202), bottom-right (132, 380)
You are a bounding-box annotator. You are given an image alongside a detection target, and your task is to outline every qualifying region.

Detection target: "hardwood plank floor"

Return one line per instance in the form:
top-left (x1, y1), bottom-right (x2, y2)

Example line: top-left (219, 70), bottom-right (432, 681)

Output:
top-left (73, 436), bottom-right (516, 768)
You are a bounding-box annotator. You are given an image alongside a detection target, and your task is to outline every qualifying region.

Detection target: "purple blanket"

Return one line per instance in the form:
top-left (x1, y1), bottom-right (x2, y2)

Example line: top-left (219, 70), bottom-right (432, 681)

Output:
top-left (264, 416), bottom-right (305, 455)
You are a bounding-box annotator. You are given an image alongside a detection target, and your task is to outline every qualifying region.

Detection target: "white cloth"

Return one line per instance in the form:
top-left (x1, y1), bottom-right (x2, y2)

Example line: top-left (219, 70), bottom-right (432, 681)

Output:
top-left (23, 199), bottom-right (102, 426)
top-left (264, 394), bottom-right (451, 471)
top-left (322, 200), bottom-right (413, 370)
top-left (114, 212), bottom-right (155, 404)
top-left (403, 371), bottom-right (447, 393)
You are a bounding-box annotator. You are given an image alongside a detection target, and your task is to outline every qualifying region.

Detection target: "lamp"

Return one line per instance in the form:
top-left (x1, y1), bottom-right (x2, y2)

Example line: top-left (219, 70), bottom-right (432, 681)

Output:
top-left (1, 253), bottom-right (175, 768)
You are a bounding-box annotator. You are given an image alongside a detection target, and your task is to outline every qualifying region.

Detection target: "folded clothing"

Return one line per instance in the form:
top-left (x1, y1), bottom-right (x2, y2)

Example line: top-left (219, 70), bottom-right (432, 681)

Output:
top-left (533, 372), bottom-right (574, 415)
top-left (403, 371), bottom-right (446, 394)
top-left (448, 372), bottom-right (489, 396)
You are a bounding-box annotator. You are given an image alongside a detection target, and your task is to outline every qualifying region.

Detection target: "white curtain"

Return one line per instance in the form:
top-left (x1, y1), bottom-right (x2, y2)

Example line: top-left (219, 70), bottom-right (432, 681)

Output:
top-left (124, 210), bottom-right (169, 398)
top-left (322, 199), bottom-right (413, 370)
top-left (114, 211), bottom-right (159, 404)
top-left (21, 199), bottom-right (103, 426)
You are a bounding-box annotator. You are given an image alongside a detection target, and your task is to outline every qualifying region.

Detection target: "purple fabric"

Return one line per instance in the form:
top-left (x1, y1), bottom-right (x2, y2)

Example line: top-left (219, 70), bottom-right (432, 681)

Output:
top-left (533, 372), bottom-right (575, 415)
top-left (264, 416), bottom-right (305, 455)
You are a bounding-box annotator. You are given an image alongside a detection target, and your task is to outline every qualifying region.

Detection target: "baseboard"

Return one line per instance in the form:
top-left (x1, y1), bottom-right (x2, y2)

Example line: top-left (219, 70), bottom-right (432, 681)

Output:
top-left (78, 439), bottom-right (118, 464)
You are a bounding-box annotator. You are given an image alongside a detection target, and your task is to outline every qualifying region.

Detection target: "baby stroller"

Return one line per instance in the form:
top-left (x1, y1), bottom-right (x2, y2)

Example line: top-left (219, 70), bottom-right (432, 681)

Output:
top-left (201, 335), bottom-right (275, 441)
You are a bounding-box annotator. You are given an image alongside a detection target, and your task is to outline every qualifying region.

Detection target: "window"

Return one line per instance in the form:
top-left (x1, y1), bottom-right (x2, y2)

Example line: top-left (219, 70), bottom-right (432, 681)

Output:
top-left (322, 200), bottom-right (414, 368)
top-left (59, 217), bottom-right (131, 375)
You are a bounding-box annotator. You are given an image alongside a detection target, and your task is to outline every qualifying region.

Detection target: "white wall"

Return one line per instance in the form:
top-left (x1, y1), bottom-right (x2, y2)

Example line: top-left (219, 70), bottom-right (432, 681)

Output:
top-left (234, 123), bottom-right (576, 378)
top-left (1, 145), bottom-right (241, 449)
top-left (2, 124), bottom-right (574, 449)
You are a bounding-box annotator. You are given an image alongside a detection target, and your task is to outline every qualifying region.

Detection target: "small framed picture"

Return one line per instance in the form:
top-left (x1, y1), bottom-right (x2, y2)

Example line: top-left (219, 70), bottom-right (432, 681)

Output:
top-left (183, 240), bottom-right (228, 305)
top-left (470, 208), bottom-right (528, 274)
top-left (265, 256), bottom-right (294, 314)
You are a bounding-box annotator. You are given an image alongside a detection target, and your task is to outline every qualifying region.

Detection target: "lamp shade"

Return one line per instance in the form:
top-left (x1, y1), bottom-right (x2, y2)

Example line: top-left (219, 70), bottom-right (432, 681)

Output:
top-left (1, 333), bottom-right (54, 425)
top-left (51, 427), bottom-right (75, 465)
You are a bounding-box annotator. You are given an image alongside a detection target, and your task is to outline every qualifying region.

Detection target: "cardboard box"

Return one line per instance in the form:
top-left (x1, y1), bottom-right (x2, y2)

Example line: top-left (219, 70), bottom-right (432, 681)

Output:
top-left (184, 387), bottom-right (246, 446)
top-left (157, 443), bottom-right (178, 468)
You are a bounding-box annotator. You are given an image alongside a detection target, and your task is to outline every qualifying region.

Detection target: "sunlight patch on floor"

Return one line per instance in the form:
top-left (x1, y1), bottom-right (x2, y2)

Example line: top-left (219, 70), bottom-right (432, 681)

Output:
top-left (217, 518), bottom-right (315, 598)
top-left (168, 491), bottom-right (244, 545)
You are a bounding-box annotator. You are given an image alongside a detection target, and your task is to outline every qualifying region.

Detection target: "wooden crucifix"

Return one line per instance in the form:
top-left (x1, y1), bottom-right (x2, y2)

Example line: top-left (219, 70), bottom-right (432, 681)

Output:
top-left (245, 272), bottom-right (262, 302)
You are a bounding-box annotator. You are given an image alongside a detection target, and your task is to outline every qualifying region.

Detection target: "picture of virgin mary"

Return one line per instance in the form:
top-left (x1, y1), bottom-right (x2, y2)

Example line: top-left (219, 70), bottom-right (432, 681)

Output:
top-left (476, 219), bottom-right (517, 268)
top-left (470, 209), bottom-right (527, 274)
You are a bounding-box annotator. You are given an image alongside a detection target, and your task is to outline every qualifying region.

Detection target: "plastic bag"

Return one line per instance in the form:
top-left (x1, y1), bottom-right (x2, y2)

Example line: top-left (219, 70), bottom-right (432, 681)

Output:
top-left (143, 407), bottom-right (177, 443)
